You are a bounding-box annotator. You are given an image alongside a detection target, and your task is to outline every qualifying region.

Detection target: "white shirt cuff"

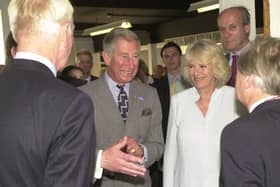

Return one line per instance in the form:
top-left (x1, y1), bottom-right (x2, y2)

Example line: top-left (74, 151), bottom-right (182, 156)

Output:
top-left (140, 144), bottom-right (148, 167)
top-left (94, 150), bottom-right (103, 179)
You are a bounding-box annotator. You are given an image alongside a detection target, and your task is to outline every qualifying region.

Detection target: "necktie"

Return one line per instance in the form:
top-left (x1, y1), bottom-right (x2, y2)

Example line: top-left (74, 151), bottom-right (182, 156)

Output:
top-left (169, 76), bottom-right (176, 96)
top-left (227, 55), bottom-right (239, 87)
top-left (117, 85), bottom-right (128, 122)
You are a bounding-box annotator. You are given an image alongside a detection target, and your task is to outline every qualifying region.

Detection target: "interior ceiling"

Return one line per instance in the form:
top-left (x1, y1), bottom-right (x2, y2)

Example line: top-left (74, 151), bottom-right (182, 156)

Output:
top-left (70, 0), bottom-right (202, 32)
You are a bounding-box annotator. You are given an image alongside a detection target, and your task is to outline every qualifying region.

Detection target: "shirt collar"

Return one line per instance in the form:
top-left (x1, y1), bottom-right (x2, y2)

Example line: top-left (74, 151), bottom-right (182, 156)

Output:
top-left (229, 41), bottom-right (252, 56)
top-left (168, 73), bottom-right (181, 83)
top-left (104, 71), bottom-right (130, 94)
top-left (14, 52), bottom-right (57, 76)
top-left (249, 95), bottom-right (277, 113)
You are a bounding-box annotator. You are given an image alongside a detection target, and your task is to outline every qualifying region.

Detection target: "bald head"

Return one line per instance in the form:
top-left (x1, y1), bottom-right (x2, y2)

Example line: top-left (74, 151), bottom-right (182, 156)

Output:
top-left (218, 6), bottom-right (250, 53)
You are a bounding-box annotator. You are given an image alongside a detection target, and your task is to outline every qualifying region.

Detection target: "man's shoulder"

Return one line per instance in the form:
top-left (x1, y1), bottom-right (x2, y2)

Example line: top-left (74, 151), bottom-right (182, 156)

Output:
top-left (132, 80), bottom-right (156, 92)
top-left (48, 78), bottom-right (91, 104)
top-left (151, 76), bottom-right (168, 89)
top-left (222, 112), bottom-right (260, 143)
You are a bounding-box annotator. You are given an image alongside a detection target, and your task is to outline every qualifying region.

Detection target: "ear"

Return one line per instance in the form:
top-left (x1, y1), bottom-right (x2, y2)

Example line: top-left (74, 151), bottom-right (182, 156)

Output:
top-left (10, 46), bottom-right (17, 57)
top-left (245, 74), bottom-right (256, 89)
top-left (102, 51), bottom-right (112, 66)
top-left (61, 23), bottom-right (73, 48)
top-left (244, 24), bottom-right (250, 35)
top-left (56, 23), bottom-right (73, 70)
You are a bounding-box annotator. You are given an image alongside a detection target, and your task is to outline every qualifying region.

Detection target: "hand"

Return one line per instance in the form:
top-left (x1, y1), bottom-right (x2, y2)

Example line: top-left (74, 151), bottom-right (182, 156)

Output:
top-left (101, 136), bottom-right (146, 177)
top-left (125, 136), bottom-right (144, 157)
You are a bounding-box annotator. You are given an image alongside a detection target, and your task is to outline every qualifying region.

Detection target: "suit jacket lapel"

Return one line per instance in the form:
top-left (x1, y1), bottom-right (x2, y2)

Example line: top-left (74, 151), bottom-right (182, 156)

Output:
top-left (126, 81), bottom-right (144, 126)
top-left (98, 75), bottom-right (124, 126)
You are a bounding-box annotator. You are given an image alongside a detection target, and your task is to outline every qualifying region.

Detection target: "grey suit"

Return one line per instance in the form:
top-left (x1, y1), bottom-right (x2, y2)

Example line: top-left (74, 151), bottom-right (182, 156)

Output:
top-left (80, 74), bottom-right (164, 187)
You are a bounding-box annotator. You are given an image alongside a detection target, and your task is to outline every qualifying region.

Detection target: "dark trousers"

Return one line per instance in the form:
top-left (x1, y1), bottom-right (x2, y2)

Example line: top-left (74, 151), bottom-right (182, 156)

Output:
top-left (149, 161), bottom-right (162, 187)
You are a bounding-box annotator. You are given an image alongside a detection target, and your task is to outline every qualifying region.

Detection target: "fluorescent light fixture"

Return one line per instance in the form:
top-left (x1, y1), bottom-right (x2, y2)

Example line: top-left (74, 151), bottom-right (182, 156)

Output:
top-left (197, 4), bottom-right (219, 13)
top-left (82, 20), bottom-right (132, 37)
top-left (188, 0), bottom-right (219, 13)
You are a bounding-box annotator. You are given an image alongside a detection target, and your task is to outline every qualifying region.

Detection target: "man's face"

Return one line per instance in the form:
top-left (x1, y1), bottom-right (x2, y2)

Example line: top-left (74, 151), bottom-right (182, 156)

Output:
top-left (103, 38), bottom-right (140, 84)
top-left (162, 47), bottom-right (181, 73)
top-left (218, 9), bottom-right (250, 53)
top-left (76, 54), bottom-right (93, 75)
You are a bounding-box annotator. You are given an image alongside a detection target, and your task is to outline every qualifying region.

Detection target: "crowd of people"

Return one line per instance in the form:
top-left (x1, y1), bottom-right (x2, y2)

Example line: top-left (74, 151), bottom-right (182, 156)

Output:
top-left (1, 1), bottom-right (280, 187)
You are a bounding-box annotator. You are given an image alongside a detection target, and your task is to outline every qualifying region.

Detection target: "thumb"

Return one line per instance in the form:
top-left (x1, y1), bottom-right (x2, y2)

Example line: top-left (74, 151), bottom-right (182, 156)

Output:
top-left (115, 136), bottom-right (128, 149)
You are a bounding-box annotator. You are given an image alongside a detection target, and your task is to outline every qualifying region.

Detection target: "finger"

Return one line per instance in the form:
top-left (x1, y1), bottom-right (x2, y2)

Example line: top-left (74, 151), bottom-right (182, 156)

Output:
top-left (119, 162), bottom-right (146, 176)
top-left (120, 167), bottom-right (145, 177)
top-left (123, 152), bottom-right (144, 165)
top-left (115, 136), bottom-right (128, 149)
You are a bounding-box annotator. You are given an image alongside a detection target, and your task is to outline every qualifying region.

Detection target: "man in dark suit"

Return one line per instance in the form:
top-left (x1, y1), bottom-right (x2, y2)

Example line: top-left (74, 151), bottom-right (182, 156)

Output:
top-left (151, 41), bottom-right (191, 187)
top-left (220, 37), bottom-right (280, 187)
top-left (75, 49), bottom-right (98, 82)
top-left (80, 28), bottom-right (164, 187)
top-left (152, 41), bottom-right (191, 141)
top-left (217, 6), bottom-right (251, 87)
top-left (0, 0), bottom-right (96, 187)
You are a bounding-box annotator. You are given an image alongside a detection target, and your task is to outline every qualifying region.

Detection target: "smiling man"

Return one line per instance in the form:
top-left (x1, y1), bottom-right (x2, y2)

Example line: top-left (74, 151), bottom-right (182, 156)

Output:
top-left (80, 28), bottom-right (164, 187)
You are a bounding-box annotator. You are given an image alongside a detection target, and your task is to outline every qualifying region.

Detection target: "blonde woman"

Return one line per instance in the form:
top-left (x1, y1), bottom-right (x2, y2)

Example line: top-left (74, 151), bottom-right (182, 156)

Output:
top-left (164, 39), bottom-right (239, 187)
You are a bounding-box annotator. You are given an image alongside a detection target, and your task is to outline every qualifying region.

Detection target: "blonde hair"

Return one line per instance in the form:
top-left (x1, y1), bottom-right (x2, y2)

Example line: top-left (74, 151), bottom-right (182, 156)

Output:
top-left (8, 0), bottom-right (73, 42)
top-left (238, 37), bottom-right (280, 95)
top-left (182, 39), bottom-right (230, 88)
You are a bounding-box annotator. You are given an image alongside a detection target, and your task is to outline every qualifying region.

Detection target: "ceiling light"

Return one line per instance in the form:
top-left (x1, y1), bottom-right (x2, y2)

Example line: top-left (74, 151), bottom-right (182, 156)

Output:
top-left (197, 4), bottom-right (219, 13)
top-left (188, 0), bottom-right (219, 13)
top-left (82, 20), bottom-right (132, 37)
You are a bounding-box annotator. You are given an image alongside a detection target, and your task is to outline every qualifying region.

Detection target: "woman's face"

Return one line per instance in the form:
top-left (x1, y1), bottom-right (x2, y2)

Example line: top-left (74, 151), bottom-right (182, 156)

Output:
top-left (187, 59), bottom-right (215, 91)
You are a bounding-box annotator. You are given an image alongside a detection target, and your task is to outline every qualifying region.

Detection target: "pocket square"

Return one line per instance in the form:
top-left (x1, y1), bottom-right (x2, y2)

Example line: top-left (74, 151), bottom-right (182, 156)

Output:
top-left (142, 108), bottom-right (152, 116)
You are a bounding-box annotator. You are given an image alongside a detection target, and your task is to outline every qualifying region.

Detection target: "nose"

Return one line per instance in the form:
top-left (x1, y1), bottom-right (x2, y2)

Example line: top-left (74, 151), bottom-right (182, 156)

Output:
top-left (223, 29), bottom-right (230, 39)
top-left (123, 57), bottom-right (139, 67)
top-left (193, 66), bottom-right (202, 75)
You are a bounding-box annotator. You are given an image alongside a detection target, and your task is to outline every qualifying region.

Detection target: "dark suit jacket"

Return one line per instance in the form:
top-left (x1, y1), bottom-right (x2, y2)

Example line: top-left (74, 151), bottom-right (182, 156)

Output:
top-left (0, 59), bottom-right (96, 187)
top-left (151, 76), bottom-right (170, 141)
top-left (220, 99), bottom-right (280, 187)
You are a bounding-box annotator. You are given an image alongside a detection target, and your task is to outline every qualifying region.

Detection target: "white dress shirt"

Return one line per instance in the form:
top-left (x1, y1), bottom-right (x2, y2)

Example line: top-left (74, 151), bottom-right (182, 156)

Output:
top-left (164, 86), bottom-right (239, 187)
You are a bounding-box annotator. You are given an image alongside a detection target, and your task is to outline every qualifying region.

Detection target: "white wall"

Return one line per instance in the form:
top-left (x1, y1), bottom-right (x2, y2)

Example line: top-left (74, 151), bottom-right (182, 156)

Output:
top-left (269, 0), bottom-right (280, 37)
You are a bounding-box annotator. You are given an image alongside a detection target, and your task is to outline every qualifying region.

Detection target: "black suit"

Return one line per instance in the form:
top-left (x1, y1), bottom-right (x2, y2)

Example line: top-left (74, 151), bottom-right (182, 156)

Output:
top-left (152, 76), bottom-right (170, 141)
top-left (149, 76), bottom-right (170, 187)
top-left (0, 59), bottom-right (96, 187)
top-left (220, 99), bottom-right (280, 187)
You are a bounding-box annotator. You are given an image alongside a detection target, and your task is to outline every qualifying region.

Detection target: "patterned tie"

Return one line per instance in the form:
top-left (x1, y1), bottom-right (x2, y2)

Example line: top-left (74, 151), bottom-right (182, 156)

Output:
top-left (227, 55), bottom-right (239, 87)
top-left (117, 85), bottom-right (128, 122)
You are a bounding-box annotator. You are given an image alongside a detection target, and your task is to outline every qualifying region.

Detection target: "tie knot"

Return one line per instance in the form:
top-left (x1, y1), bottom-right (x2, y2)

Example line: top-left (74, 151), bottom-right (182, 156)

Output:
top-left (232, 55), bottom-right (239, 61)
top-left (117, 85), bottom-right (124, 91)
